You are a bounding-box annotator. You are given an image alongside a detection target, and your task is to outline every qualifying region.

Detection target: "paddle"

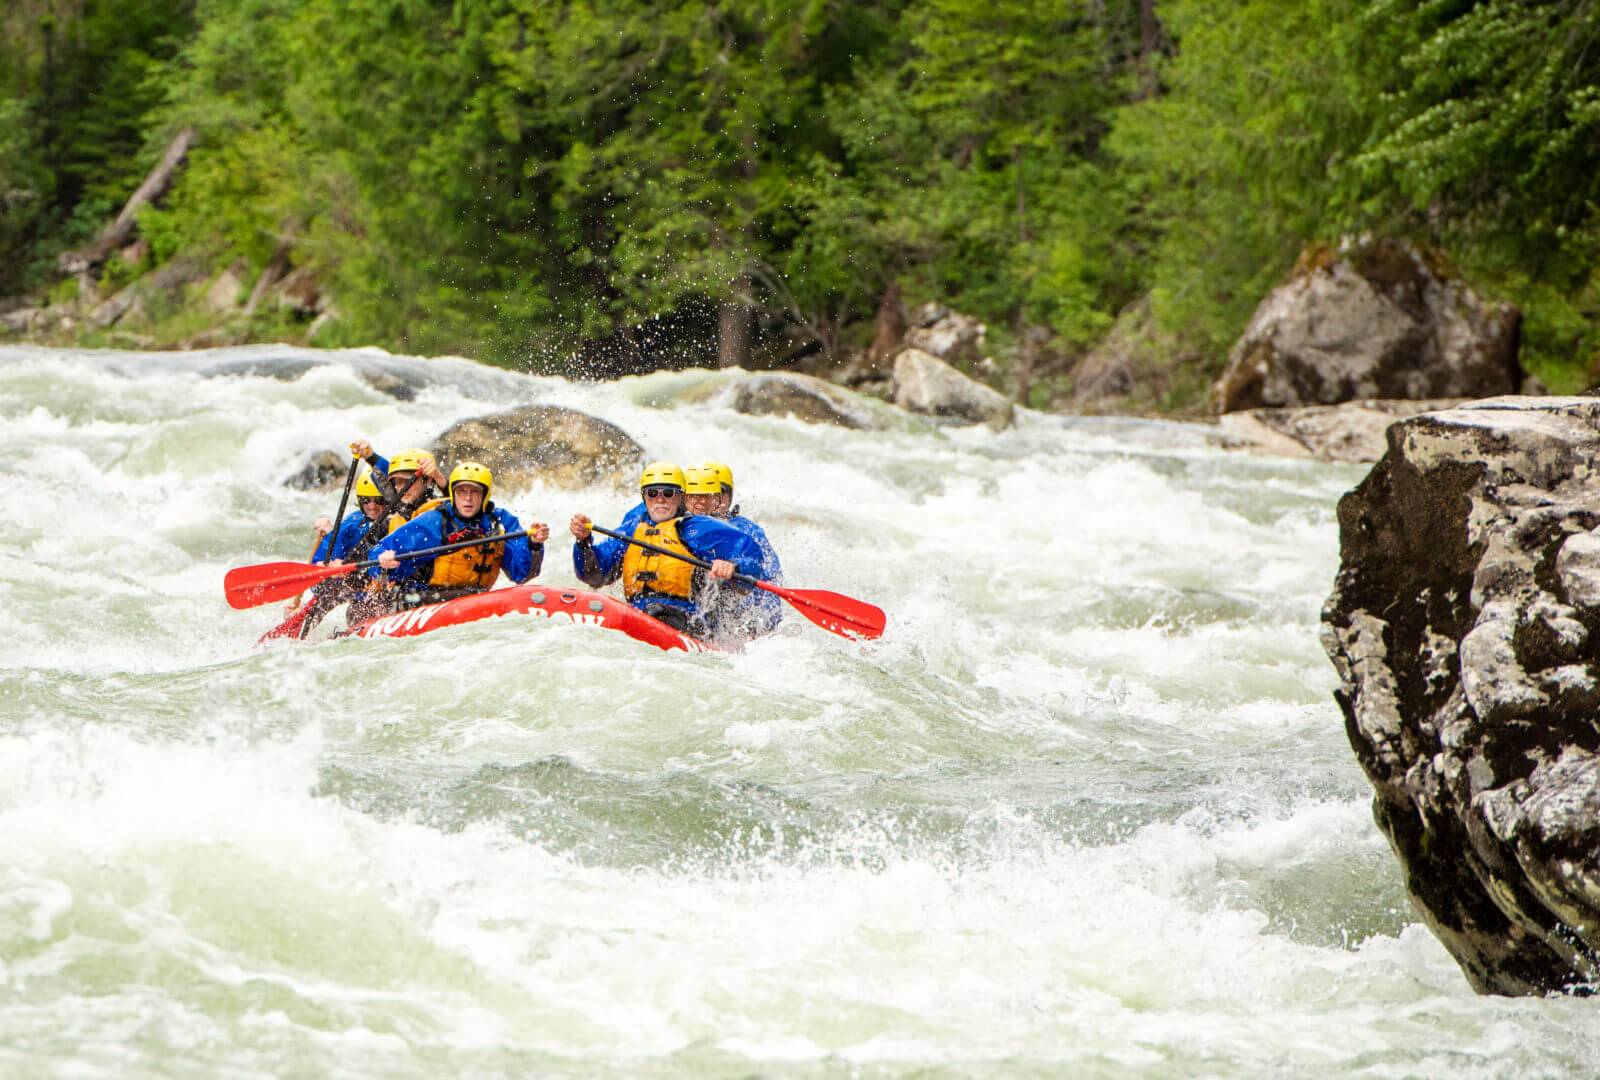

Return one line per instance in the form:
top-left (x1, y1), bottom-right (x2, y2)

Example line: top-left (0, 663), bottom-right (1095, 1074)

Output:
top-left (586, 523), bottom-right (886, 640)
top-left (226, 530), bottom-right (533, 610)
top-left (320, 454), bottom-right (361, 564)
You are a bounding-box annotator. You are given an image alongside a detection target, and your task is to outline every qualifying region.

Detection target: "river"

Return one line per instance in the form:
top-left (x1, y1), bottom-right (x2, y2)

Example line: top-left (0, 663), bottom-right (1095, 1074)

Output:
top-left (1, 343), bottom-right (1595, 1077)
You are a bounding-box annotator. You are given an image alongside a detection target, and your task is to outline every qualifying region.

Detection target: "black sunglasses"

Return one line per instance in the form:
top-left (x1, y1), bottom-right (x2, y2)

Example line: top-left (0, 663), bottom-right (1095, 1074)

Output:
top-left (642, 485), bottom-right (681, 499)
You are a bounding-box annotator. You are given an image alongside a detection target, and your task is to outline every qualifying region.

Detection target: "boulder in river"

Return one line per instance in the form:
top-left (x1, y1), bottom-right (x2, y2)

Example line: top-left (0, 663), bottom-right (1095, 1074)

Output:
top-left (892, 348), bottom-right (1015, 430)
top-left (1323, 396), bottom-right (1600, 994)
top-left (730, 372), bottom-right (879, 430)
top-left (432, 404), bottom-right (646, 492)
top-left (1214, 238), bottom-right (1521, 413)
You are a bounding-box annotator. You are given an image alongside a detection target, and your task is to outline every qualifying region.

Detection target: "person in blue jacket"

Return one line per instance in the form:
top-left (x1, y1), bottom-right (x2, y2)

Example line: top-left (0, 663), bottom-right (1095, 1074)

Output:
top-left (312, 467), bottom-right (391, 563)
top-left (683, 465), bottom-right (782, 636)
top-left (369, 461), bottom-right (548, 612)
top-left (288, 458), bottom-right (399, 638)
top-left (568, 461), bottom-right (769, 639)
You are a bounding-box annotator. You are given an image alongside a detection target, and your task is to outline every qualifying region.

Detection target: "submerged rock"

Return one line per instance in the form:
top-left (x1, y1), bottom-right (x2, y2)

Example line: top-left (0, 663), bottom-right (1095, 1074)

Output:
top-left (282, 449), bottom-right (347, 491)
top-left (892, 348), bottom-right (1014, 430)
top-left (1323, 396), bottom-right (1600, 994)
top-left (432, 404), bottom-right (645, 492)
top-left (1215, 238), bottom-right (1521, 413)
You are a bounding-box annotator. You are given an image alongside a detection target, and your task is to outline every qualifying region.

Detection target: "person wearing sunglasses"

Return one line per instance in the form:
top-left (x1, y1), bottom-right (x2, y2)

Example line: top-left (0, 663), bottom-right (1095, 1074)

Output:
top-left (368, 461), bottom-right (548, 612)
top-left (683, 465), bottom-right (783, 638)
top-left (568, 461), bottom-right (769, 638)
top-left (288, 463), bottom-right (402, 636)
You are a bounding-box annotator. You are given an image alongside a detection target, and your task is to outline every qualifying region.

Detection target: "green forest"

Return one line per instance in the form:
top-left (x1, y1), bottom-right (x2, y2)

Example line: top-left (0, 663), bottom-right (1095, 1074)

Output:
top-left (4, 0), bottom-right (1600, 409)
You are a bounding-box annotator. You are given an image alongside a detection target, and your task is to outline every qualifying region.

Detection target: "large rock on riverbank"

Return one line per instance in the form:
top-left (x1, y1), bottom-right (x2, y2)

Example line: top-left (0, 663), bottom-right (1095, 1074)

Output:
top-left (892, 348), bottom-right (1015, 430)
top-left (1215, 239), bottom-right (1521, 413)
top-left (1323, 397), bottom-right (1600, 994)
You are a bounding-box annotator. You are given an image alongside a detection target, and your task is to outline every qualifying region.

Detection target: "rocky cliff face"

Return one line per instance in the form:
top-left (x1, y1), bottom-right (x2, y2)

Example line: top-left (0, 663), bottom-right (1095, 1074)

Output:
top-left (1323, 397), bottom-right (1600, 994)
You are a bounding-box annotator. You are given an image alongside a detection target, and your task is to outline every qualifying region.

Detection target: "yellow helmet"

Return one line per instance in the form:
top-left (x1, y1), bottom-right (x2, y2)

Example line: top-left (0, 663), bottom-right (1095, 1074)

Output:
top-left (355, 470), bottom-right (382, 499)
top-left (388, 448), bottom-right (435, 476)
top-left (639, 461), bottom-right (685, 490)
top-left (683, 466), bottom-right (721, 495)
top-left (448, 461), bottom-right (493, 500)
top-left (702, 461), bottom-right (733, 493)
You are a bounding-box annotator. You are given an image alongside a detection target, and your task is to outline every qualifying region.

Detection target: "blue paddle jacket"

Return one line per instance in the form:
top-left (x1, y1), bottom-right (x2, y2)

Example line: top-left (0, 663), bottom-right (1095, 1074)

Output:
top-left (369, 503), bottom-right (539, 586)
top-left (573, 508), bottom-right (768, 619)
top-left (722, 513), bottom-right (783, 629)
top-left (312, 509), bottom-right (384, 563)
top-left (310, 451), bottom-right (399, 563)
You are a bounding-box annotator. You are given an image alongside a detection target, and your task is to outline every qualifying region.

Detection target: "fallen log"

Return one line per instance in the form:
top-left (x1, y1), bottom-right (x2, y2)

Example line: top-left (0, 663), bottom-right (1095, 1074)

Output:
top-left (59, 127), bottom-right (196, 274)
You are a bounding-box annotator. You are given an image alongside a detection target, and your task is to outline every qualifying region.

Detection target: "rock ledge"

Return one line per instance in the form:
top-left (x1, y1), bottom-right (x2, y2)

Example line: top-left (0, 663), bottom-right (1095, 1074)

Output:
top-left (1323, 396), bottom-right (1600, 994)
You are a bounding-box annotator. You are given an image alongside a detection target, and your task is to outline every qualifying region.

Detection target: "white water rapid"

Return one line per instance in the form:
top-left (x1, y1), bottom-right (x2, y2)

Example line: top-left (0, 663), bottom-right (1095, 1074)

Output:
top-left (1, 344), bottom-right (1596, 1077)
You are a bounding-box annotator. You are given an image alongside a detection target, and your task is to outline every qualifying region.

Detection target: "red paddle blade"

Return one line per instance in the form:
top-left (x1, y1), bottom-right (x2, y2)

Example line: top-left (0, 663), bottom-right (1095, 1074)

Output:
top-left (224, 561), bottom-right (354, 609)
top-left (760, 583), bottom-right (886, 640)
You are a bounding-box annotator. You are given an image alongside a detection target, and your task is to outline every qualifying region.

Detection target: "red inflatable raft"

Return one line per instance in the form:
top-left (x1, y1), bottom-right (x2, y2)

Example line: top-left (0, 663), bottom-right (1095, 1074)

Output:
top-left (342, 584), bottom-right (719, 653)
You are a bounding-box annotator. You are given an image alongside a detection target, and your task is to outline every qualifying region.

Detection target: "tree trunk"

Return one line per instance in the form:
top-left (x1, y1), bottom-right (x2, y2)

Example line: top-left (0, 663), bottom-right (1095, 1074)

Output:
top-left (717, 288), bottom-right (753, 369)
top-left (58, 127), bottom-right (196, 273)
top-left (245, 243), bottom-right (292, 315)
top-left (1014, 147), bottom-right (1031, 401)
top-left (868, 281), bottom-right (907, 363)
top-left (1136, 0), bottom-right (1165, 100)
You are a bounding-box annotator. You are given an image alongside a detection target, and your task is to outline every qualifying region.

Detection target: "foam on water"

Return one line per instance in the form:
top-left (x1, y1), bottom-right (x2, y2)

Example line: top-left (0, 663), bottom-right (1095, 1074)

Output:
top-left (2, 343), bottom-right (1598, 1076)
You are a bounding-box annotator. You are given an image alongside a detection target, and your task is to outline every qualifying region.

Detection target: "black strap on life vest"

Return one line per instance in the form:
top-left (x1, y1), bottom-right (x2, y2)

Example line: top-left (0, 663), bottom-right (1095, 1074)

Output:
top-left (438, 505), bottom-right (502, 573)
top-left (348, 510), bottom-right (399, 563)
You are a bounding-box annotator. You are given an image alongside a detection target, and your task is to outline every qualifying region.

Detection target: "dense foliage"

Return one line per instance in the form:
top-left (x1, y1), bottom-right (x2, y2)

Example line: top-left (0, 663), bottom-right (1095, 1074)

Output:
top-left (4, 0), bottom-right (1600, 397)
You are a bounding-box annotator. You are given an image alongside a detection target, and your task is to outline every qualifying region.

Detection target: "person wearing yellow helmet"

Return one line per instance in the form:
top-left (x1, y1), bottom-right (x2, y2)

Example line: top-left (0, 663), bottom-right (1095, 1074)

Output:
top-left (684, 463), bottom-right (783, 636)
top-left (287, 459), bottom-right (415, 637)
top-left (700, 462), bottom-right (735, 513)
top-left (355, 441), bottom-right (449, 531)
top-left (569, 460), bottom-right (771, 637)
top-left (369, 460), bottom-right (548, 610)
top-left (310, 468), bottom-right (391, 564)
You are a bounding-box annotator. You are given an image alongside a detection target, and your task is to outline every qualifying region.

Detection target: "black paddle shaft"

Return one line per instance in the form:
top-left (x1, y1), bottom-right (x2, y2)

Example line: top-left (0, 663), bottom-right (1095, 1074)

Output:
top-left (320, 456), bottom-right (361, 565)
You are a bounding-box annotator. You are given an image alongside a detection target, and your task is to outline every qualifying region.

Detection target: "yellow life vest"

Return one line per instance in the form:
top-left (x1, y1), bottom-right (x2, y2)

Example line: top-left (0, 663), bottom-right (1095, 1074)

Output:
top-left (621, 516), bottom-right (697, 601)
top-left (386, 497), bottom-right (446, 536)
top-left (427, 508), bottom-right (505, 590)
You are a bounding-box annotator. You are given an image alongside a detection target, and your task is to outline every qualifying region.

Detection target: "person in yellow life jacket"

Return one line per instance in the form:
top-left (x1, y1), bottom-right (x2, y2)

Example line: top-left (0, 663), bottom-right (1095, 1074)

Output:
top-left (368, 461), bottom-right (547, 612)
top-left (569, 461), bottom-right (769, 637)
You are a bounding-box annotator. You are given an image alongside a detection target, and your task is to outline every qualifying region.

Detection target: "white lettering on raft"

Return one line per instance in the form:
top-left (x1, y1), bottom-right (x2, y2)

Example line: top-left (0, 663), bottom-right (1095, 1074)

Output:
top-left (357, 603), bottom-right (444, 638)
